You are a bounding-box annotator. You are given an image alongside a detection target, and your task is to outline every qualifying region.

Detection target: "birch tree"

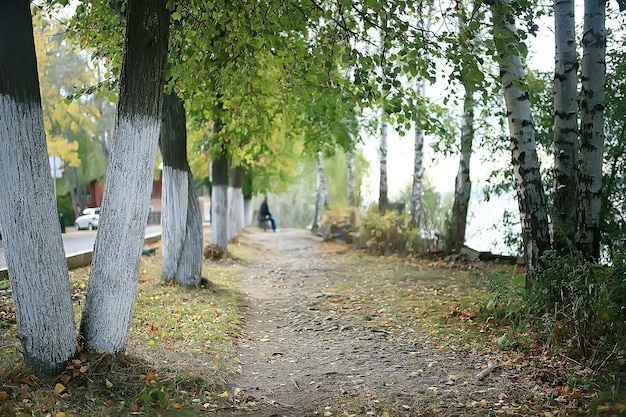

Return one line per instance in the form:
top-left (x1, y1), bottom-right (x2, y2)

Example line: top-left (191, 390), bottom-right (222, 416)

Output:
top-left (0, 0), bottom-right (75, 375)
top-left (159, 93), bottom-right (202, 286)
top-left (576, 0), bottom-right (606, 261)
top-left (553, 0), bottom-right (579, 252)
top-left (313, 151), bottom-right (330, 229)
top-left (347, 150), bottom-right (356, 207)
top-left (490, 0), bottom-right (550, 288)
top-left (449, 85), bottom-right (475, 253)
top-left (79, 0), bottom-right (169, 353)
top-left (411, 79), bottom-right (426, 229)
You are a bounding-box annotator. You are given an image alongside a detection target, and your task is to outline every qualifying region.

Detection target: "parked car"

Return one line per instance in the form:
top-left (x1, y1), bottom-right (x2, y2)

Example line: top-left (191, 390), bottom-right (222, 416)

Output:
top-left (75, 207), bottom-right (100, 231)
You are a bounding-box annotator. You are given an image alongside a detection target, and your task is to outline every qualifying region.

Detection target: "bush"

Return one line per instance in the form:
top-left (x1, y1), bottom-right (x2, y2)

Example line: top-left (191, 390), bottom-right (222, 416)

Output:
top-left (480, 249), bottom-right (626, 364)
top-left (357, 205), bottom-right (423, 256)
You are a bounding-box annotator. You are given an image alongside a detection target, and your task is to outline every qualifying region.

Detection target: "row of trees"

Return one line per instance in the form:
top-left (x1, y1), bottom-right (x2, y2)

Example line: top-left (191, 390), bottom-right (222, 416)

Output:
top-left (1, 0), bottom-right (626, 375)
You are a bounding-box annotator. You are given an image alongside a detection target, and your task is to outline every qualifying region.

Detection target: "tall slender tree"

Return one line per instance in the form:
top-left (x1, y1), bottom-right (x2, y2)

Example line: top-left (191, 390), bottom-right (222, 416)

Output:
top-left (79, 0), bottom-right (170, 353)
top-left (553, 0), bottom-right (579, 252)
top-left (449, 85), bottom-right (475, 253)
top-left (159, 92), bottom-right (202, 286)
top-left (0, 0), bottom-right (75, 375)
top-left (576, 0), bottom-right (606, 261)
top-left (490, 0), bottom-right (550, 288)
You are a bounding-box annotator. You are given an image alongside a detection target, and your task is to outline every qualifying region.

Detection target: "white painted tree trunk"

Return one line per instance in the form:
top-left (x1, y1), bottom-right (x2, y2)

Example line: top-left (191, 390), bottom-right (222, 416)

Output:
top-left (244, 198), bottom-right (253, 226)
top-left (491, 1), bottom-right (550, 288)
top-left (576, 0), bottom-right (605, 261)
top-left (553, 0), bottom-right (579, 251)
top-left (159, 93), bottom-right (202, 286)
top-left (0, 1), bottom-right (75, 375)
top-left (212, 185), bottom-right (229, 248)
top-left (227, 166), bottom-right (244, 240)
top-left (79, 0), bottom-right (169, 354)
top-left (211, 150), bottom-right (229, 250)
top-left (161, 169), bottom-right (202, 286)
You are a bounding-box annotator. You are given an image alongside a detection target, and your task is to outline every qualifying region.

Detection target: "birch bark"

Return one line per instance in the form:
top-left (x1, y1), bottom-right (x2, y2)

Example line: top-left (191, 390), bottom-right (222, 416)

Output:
top-left (491, 1), bottom-right (550, 288)
top-left (449, 85), bottom-right (474, 253)
top-left (553, 0), bottom-right (579, 251)
top-left (576, 0), bottom-right (606, 261)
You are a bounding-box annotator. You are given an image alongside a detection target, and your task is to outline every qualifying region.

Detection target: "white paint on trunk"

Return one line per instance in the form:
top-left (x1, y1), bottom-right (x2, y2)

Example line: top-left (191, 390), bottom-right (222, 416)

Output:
top-left (211, 185), bottom-right (228, 250)
top-left (244, 198), bottom-right (253, 226)
top-left (0, 95), bottom-right (75, 373)
top-left (174, 171), bottom-right (202, 286)
top-left (161, 166), bottom-right (188, 282)
top-left (81, 114), bottom-right (161, 353)
top-left (228, 186), bottom-right (244, 240)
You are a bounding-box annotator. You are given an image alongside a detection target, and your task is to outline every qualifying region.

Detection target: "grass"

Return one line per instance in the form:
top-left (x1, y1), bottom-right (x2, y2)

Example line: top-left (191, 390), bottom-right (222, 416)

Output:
top-left (0, 240), bottom-right (250, 417)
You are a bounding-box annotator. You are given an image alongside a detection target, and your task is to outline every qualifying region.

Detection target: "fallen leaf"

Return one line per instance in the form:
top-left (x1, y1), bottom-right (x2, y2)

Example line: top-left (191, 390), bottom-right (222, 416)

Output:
top-left (55, 383), bottom-right (66, 395)
top-left (0, 390), bottom-right (10, 400)
top-left (105, 379), bottom-right (113, 388)
top-left (218, 391), bottom-right (229, 398)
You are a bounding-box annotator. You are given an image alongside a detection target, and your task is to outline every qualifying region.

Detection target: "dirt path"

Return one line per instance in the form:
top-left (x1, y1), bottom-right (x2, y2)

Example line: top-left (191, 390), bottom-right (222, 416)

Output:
top-left (215, 228), bottom-right (567, 417)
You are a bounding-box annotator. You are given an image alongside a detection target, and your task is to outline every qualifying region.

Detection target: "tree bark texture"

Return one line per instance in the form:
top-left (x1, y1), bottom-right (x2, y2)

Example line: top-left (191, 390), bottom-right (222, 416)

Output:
top-left (211, 151), bottom-right (229, 250)
top-left (80, 0), bottom-right (169, 354)
top-left (491, 1), bottom-right (550, 289)
top-left (449, 85), bottom-right (474, 253)
top-left (159, 93), bottom-right (202, 286)
top-left (313, 151), bottom-right (329, 228)
top-left (411, 79), bottom-right (426, 229)
top-left (347, 150), bottom-right (356, 207)
top-left (379, 114), bottom-right (389, 215)
top-left (228, 165), bottom-right (244, 240)
top-left (0, 0), bottom-right (75, 375)
top-left (576, 0), bottom-right (605, 261)
top-left (553, 0), bottom-right (579, 252)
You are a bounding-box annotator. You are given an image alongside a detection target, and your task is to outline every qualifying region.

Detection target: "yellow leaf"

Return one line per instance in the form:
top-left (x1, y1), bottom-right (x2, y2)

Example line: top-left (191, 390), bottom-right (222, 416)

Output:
top-left (172, 403), bottom-right (183, 409)
top-left (105, 379), bottom-right (113, 388)
top-left (54, 383), bottom-right (66, 395)
top-left (218, 391), bottom-right (229, 398)
top-left (55, 413), bottom-right (66, 417)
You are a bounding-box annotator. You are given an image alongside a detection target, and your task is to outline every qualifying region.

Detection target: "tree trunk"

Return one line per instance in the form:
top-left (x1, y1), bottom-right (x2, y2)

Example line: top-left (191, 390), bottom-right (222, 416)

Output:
top-left (379, 113), bottom-right (389, 215)
top-left (491, 1), bottom-right (550, 289)
top-left (411, 79), bottom-right (426, 229)
top-left (347, 150), bottom-right (356, 207)
top-left (313, 151), bottom-right (329, 228)
top-left (211, 150), bottom-right (229, 251)
top-left (378, 29), bottom-right (389, 215)
top-left (0, 0), bottom-right (75, 375)
top-left (576, 0), bottom-right (605, 261)
top-left (553, 0), bottom-right (579, 252)
top-left (449, 85), bottom-right (474, 253)
top-left (79, 0), bottom-right (169, 354)
top-left (159, 93), bottom-right (202, 286)
top-left (228, 165), bottom-right (244, 240)
top-left (243, 169), bottom-right (253, 225)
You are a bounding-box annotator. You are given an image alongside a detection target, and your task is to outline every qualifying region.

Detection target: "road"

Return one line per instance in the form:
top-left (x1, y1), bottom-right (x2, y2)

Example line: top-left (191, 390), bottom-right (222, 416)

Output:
top-left (0, 225), bottom-right (161, 270)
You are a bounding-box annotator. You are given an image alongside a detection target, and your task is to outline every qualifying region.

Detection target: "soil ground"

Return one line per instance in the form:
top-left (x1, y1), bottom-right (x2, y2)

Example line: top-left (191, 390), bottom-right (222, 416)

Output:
top-left (212, 227), bottom-right (591, 417)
